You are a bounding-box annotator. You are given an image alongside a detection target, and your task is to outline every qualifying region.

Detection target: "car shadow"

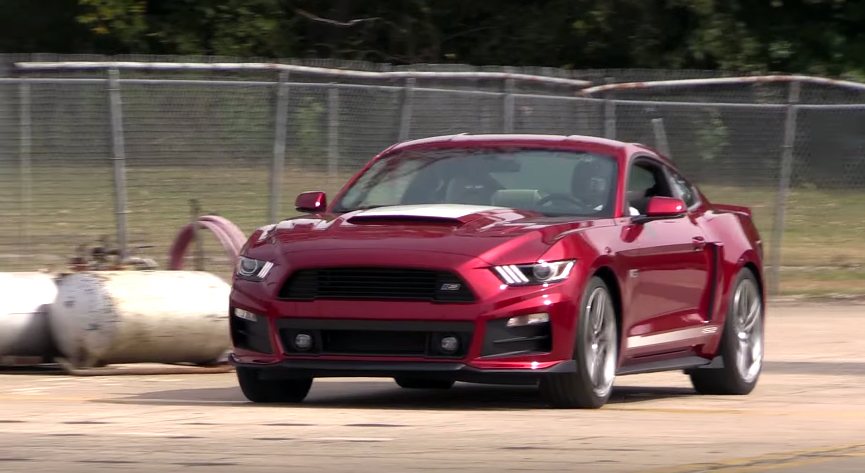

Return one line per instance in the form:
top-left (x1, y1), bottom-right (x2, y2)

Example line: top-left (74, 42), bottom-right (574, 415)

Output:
top-left (0, 364), bottom-right (64, 374)
top-left (99, 381), bottom-right (698, 411)
top-left (19, 359), bottom-right (863, 410)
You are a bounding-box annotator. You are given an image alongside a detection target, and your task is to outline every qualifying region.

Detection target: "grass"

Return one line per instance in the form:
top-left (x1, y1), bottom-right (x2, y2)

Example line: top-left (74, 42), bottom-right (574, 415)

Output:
top-left (777, 267), bottom-right (865, 296)
top-left (0, 164), bottom-right (349, 281)
top-left (700, 184), bottom-right (865, 268)
top-left (0, 164), bottom-right (863, 296)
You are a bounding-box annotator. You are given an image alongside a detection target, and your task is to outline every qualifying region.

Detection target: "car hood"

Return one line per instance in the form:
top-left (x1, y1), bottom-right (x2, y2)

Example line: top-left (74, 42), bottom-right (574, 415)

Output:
top-left (262, 204), bottom-right (610, 264)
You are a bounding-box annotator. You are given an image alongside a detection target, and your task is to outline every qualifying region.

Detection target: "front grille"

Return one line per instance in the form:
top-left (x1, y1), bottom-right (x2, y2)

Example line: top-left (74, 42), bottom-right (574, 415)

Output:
top-left (276, 319), bottom-right (474, 358)
top-left (278, 267), bottom-right (475, 303)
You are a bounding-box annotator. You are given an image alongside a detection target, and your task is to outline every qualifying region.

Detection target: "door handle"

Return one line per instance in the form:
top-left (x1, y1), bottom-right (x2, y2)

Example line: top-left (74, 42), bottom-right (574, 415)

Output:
top-left (692, 236), bottom-right (706, 250)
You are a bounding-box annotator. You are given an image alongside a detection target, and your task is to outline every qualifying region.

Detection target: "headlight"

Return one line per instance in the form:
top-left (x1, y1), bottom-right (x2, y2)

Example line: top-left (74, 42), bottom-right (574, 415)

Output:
top-left (492, 259), bottom-right (575, 286)
top-left (235, 256), bottom-right (274, 282)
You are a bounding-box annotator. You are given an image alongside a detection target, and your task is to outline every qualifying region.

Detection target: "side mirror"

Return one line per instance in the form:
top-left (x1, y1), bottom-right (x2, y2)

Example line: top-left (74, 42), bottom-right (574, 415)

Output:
top-left (633, 196), bottom-right (686, 223)
top-left (295, 191), bottom-right (327, 212)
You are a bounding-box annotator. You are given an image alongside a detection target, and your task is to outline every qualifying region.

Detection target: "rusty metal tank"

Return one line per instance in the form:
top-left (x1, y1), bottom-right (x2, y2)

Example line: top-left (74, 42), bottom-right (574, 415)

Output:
top-left (0, 272), bottom-right (58, 360)
top-left (49, 271), bottom-right (232, 368)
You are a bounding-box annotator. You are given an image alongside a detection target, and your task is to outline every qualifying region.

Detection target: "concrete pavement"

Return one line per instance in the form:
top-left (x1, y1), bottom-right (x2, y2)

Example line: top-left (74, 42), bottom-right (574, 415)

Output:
top-left (0, 302), bottom-right (863, 472)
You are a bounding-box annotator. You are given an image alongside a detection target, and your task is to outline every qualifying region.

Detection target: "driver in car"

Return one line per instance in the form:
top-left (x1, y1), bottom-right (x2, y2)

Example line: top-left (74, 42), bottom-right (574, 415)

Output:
top-left (571, 158), bottom-right (640, 216)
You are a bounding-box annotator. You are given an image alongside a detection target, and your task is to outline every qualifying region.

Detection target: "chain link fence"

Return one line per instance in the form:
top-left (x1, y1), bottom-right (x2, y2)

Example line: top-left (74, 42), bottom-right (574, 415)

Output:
top-left (1, 54), bottom-right (864, 295)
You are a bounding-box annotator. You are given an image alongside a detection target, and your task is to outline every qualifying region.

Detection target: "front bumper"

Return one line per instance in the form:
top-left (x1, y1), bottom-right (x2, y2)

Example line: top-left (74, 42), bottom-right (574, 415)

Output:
top-left (229, 298), bottom-right (577, 371)
top-left (229, 354), bottom-right (577, 385)
top-left (228, 255), bottom-right (587, 378)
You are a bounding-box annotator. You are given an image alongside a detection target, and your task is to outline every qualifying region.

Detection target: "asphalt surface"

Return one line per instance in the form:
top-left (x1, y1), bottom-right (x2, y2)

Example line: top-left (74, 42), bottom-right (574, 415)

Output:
top-left (1, 302), bottom-right (864, 473)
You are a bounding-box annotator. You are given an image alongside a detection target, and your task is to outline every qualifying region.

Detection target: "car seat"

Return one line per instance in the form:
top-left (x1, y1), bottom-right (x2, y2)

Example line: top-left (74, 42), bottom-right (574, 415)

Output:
top-left (491, 189), bottom-right (542, 210)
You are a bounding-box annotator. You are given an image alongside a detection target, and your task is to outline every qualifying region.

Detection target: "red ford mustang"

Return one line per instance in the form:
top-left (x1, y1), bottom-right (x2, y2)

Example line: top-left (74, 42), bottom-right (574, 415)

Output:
top-left (228, 133), bottom-right (765, 409)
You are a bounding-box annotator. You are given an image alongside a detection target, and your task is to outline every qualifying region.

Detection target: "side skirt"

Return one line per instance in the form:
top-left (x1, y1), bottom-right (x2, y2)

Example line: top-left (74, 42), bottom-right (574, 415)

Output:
top-left (616, 355), bottom-right (711, 376)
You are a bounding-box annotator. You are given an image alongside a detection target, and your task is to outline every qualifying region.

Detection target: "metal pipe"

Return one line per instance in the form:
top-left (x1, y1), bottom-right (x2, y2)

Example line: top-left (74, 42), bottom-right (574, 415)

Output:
top-left (167, 216), bottom-right (247, 271)
top-left (580, 74), bottom-right (865, 95)
top-left (199, 215), bottom-right (247, 250)
top-left (0, 78), bottom-right (105, 84)
top-left (14, 61), bottom-right (593, 87)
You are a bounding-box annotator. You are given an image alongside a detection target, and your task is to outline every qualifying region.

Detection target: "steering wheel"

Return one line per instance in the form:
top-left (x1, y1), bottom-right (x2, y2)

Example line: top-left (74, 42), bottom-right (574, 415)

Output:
top-left (536, 192), bottom-right (587, 209)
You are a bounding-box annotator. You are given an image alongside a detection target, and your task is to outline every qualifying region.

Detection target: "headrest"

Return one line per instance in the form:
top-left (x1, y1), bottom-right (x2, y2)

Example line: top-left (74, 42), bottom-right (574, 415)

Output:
top-left (491, 189), bottom-right (542, 209)
top-left (571, 158), bottom-right (614, 196)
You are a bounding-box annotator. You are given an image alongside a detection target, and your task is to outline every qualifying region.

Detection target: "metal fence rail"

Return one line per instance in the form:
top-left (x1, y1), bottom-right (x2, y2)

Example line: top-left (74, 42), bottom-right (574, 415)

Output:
top-left (1, 56), bottom-right (864, 295)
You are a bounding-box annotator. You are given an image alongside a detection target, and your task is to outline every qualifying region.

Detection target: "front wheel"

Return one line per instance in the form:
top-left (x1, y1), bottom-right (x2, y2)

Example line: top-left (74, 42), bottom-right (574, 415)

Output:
top-left (689, 268), bottom-right (764, 395)
top-left (540, 276), bottom-right (618, 409)
top-left (236, 367), bottom-right (313, 403)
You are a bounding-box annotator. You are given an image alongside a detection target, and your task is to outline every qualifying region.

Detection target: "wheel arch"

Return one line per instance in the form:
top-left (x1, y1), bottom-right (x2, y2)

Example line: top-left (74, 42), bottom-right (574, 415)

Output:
top-left (742, 261), bottom-right (764, 306)
top-left (729, 249), bottom-right (765, 312)
top-left (702, 252), bottom-right (765, 357)
top-left (591, 265), bottom-right (623, 354)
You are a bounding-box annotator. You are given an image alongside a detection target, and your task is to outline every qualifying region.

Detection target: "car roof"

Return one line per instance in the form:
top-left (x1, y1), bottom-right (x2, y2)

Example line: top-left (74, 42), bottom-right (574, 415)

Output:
top-left (385, 133), bottom-right (674, 168)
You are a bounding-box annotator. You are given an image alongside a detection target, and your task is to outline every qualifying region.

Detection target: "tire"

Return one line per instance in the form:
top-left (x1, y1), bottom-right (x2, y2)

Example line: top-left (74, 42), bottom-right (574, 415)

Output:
top-left (394, 377), bottom-right (455, 389)
top-left (236, 366), bottom-right (313, 403)
top-left (689, 267), bottom-right (764, 395)
top-left (540, 276), bottom-right (618, 409)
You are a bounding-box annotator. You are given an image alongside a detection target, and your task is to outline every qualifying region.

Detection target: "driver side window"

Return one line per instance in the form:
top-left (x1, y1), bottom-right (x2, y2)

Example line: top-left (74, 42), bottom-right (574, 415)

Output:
top-left (626, 158), bottom-right (675, 215)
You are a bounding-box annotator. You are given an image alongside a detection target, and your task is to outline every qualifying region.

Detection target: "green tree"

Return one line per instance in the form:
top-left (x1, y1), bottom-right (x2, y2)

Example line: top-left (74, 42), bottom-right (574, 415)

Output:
top-left (3, 0), bottom-right (865, 76)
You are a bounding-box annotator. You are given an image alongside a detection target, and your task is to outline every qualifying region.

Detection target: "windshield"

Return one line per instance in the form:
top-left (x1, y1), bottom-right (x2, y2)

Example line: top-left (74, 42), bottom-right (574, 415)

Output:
top-left (332, 147), bottom-right (619, 217)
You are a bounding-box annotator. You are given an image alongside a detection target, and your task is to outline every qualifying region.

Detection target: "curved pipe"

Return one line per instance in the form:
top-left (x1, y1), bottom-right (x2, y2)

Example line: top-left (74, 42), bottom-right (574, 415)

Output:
top-left (168, 217), bottom-right (247, 270)
top-left (198, 215), bottom-right (248, 250)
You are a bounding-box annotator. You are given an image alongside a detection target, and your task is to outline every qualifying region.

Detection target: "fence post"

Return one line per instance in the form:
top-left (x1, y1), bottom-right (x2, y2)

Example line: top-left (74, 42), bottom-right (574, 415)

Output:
top-left (189, 199), bottom-right (204, 271)
top-left (107, 68), bottom-right (129, 260)
top-left (398, 77), bottom-right (415, 142)
top-left (503, 75), bottom-right (516, 133)
top-left (327, 85), bottom-right (339, 185)
top-left (270, 70), bottom-right (289, 223)
top-left (651, 118), bottom-right (672, 159)
top-left (575, 98), bottom-right (590, 135)
top-left (768, 80), bottom-right (801, 297)
top-left (18, 82), bottom-right (32, 263)
top-left (603, 77), bottom-right (616, 139)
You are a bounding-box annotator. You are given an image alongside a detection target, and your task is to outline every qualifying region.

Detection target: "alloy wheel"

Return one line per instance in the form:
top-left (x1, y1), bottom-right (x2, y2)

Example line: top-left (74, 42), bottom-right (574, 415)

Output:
top-left (583, 286), bottom-right (617, 398)
top-left (732, 278), bottom-right (764, 384)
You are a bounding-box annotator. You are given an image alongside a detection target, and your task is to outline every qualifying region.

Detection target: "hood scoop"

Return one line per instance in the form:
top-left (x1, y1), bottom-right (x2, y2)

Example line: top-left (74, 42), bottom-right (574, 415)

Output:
top-left (346, 204), bottom-right (504, 226)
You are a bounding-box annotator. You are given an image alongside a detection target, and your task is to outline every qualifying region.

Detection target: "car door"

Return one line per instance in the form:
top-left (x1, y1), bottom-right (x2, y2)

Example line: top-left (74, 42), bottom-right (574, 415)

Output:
top-left (622, 156), bottom-right (713, 356)
top-left (665, 166), bottom-right (722, 322)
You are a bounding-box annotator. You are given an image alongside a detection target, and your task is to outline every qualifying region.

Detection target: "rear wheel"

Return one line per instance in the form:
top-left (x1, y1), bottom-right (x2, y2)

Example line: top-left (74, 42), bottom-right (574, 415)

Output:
top-left (689, 267), bottom-right (764, 395)
top-left (394, 377), bottom-right (455, 389)
top-left (540, 276), bottom-right (618, 409)
top-left (236, 366), bottom-right (313, 403)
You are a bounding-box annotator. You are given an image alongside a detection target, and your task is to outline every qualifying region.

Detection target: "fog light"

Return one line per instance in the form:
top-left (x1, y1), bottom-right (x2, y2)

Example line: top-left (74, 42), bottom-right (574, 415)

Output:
top-left (506, 313), bottom-right (549, 327)
top-left (440, 336), bottom-right (459, 354)
top-left (233, 308), bottom-right (257, 322)
top-left (294, 333), bottom-right (313, 351)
